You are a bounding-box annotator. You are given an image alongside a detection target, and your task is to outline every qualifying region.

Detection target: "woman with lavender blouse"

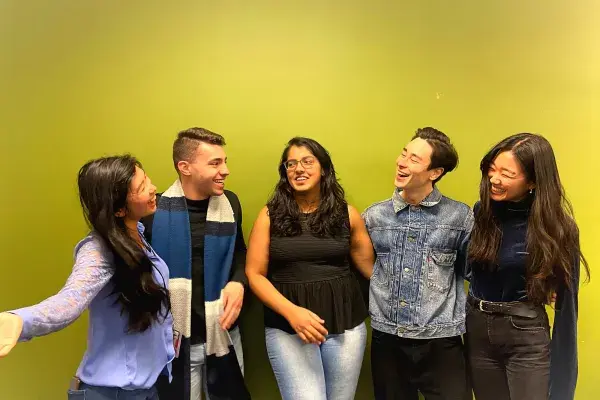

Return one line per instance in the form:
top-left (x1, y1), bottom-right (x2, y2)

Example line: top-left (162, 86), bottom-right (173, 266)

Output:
top-left (0, 155), bottom-right (174, 400)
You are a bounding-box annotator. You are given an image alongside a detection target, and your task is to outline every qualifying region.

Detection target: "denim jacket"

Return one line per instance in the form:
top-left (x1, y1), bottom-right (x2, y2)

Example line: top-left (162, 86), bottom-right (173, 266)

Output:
top-left (363, 187), bottom-right (474, 339)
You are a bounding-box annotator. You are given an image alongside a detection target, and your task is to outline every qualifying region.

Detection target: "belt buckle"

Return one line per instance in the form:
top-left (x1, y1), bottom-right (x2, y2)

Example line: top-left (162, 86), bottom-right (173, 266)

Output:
top-left (479, 300), bottom-right (487, 313)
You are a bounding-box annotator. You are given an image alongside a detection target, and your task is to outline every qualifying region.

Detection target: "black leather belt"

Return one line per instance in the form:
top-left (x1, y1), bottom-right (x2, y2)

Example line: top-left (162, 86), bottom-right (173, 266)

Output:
top-left (468, 296), bottom-right (539, 319)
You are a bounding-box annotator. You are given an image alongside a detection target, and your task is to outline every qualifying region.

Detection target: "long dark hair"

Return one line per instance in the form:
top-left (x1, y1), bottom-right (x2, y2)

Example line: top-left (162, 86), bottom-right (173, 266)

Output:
top-left (267, 137), bottom-right (348, 237)
top-left (77, 155), bottom-right (170, 332)
top-left (468, 133), bottom-right (589, 304)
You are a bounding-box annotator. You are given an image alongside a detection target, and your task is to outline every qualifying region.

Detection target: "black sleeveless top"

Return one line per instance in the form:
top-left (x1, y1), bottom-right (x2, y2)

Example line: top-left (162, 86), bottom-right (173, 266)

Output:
top-left (265, 210), bottom-right (368, 334)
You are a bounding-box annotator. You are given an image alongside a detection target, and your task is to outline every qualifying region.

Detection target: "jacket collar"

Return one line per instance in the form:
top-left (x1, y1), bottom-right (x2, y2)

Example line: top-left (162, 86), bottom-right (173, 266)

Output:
top-left (392, 186), bottom-right (442, 212)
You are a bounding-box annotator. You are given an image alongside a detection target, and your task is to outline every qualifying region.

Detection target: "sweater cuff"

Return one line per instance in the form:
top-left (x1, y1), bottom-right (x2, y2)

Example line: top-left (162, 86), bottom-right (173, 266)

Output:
top-left (9, 308), bottom-right (34, 342)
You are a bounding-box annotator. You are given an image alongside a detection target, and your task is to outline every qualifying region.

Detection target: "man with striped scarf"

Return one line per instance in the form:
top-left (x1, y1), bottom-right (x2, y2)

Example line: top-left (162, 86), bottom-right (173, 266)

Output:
top-left (143, 127), bottom-right (250, 399)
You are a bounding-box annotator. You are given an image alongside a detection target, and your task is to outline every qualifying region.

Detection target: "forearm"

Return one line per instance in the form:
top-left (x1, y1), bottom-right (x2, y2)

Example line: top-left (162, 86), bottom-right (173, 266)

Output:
top-left (351, 253), bottom-right (373, 279)
top-left (11, 302), bottom-right (83, 341)
top-left (247, 273), bottom-right (296, 320)
top-left (11, 239), bottom-right (113, 341)
top-left (11, 274), bottom-right (107, 341)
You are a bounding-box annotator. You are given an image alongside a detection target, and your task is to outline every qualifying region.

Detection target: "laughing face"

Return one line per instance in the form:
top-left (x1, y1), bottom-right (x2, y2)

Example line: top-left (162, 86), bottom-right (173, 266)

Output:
top-left (284, 145), bottom-right (322, 194)
top-left (180, 141), bottom-right (230, 198)
top-left (125, 166), bottom-right (158, 220)
top-left (487, 150), bottom-right (534, 202)
top-left (394, 138), bottom-right (442, 191)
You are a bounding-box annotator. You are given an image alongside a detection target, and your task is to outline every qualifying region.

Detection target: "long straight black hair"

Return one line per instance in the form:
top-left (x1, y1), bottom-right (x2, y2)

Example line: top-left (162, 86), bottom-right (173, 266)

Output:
top-left (267, 137), bottom-right (348, 237)
top-left (468, 133), bottom-right (589, 304)
top-left (77, 155), bottom-right (170, 332)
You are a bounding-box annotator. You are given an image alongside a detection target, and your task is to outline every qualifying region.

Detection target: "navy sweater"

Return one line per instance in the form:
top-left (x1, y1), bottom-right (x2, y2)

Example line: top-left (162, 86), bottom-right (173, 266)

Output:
top-left (469, 198), bottom-right (580, 400)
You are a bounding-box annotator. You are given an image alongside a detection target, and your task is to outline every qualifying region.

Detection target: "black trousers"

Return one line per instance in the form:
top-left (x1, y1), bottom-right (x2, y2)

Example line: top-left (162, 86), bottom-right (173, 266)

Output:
top-left (465, 301), bottom-right (551, 400)
top-left (371, 330), bottom-right (471, 400)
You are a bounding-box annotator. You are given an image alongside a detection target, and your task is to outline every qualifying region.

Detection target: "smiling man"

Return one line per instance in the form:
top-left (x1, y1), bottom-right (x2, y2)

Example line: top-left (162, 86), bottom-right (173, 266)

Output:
top-left (362, 127), bottom-right (474, 400)
top-left (143, 127), bottom-right (250, 400)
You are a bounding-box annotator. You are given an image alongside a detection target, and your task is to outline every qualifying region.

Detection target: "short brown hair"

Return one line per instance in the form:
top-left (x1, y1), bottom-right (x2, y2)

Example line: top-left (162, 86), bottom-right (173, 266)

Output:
top-left (412, 127), bottom-right (458, 184)
top-left (172, 127), bottom-right (225, 171)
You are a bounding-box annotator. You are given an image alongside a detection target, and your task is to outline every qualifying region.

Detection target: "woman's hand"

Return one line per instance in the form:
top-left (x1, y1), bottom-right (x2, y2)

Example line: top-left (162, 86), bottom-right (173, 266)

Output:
top-left (285, 306), bottom-right (328, 344)
top-left (0, 313), bottom-right (23, 358)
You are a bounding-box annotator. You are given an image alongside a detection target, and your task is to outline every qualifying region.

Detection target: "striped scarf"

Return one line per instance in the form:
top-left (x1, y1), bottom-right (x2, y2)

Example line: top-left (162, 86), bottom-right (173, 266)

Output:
top-left (151, 179), bottom-right (250, 400)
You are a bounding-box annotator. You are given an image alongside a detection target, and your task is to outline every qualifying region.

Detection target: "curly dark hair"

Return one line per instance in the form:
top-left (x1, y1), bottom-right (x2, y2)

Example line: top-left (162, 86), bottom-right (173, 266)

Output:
top-left (267, 137), bottom-right (348, 238)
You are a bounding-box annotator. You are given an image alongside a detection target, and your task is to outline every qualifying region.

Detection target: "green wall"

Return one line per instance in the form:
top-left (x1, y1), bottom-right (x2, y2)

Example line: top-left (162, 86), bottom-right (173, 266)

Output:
top-left (1, 1), bottom-right (598, 399)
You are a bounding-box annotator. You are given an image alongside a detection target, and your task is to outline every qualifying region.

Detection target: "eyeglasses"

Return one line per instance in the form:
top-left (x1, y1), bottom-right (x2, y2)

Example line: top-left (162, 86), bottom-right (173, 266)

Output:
top-left (282, 156), bottom-right (316, 170)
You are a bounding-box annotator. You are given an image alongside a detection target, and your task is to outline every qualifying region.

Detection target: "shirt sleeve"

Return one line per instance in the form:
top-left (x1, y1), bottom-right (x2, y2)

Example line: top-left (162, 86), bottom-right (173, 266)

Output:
top-left (228, 193), bottom-right (248, 286)
top-left (465, 201), bottom-right (481, 282)
top-left (11, 238), bottom-right (114, 341)
top-left (456, 208), bottom-right (474, 279)
top-left (549, 255), bottom-right (580, 400)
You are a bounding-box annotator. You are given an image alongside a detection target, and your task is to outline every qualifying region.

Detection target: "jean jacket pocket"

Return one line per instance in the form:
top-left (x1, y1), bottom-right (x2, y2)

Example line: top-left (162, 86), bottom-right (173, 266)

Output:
top-left (426, 249), bottom-right (457, 292)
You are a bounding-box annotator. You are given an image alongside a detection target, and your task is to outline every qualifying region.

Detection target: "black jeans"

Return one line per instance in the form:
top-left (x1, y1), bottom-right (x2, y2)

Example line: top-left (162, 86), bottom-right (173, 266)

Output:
top-left (371, 330), bottom-right (471, 400)
top-left (465, 300), bottom-right (551, 400)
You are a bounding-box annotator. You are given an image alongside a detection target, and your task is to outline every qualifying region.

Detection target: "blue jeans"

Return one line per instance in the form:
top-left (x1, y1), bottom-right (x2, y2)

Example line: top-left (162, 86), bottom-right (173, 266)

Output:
top-left (266, 322), bottom-right (367, 400)
top-left (67, 384), bottom-right (158, 399)
top-left (190, 326), bottom-right (244, 400)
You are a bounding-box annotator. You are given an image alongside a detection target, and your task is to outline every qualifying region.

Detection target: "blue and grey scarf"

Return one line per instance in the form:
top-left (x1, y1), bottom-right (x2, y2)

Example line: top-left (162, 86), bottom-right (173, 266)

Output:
top-left (151, 179), bottom-right (250, 400)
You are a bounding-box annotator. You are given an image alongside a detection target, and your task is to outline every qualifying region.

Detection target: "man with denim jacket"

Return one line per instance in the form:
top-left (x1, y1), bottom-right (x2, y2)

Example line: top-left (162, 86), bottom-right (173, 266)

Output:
top-left (363, 127), bottom-right (474, 400)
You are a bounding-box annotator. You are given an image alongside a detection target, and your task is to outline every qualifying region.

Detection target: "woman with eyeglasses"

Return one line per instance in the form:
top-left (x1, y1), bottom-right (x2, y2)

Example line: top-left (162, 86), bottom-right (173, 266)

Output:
top-left (246, 137), bottom-right (374, 400)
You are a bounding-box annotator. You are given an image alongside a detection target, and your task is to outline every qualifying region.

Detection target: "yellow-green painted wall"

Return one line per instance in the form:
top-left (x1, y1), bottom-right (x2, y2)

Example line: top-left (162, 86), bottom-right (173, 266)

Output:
top-left (1, 1), bottom-right (598, 399)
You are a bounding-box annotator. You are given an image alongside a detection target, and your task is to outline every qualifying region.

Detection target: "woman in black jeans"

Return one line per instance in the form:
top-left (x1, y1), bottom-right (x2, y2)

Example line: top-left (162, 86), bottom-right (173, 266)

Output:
top-left (466, 133), bottom-right (589, 400)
